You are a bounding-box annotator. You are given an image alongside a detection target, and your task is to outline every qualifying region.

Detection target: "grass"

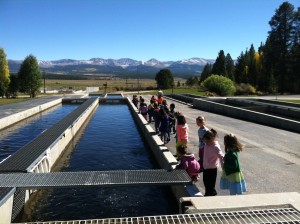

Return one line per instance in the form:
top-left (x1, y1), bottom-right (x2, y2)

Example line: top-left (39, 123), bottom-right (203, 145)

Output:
top-left (279, 99), bottom-right (300, 104)
top-left (0, 97), bottom-right (32, 105)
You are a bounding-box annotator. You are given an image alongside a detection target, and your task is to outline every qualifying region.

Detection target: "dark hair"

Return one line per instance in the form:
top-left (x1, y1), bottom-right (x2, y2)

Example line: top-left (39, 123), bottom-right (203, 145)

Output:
top-left (170, 103), bottom-right (175, 109)
top-left (177, 114), bottom-right (186, 125)
top-left (224, 133), bottom-right (244, 152)
top-left (177, 144), bottom-right (187, 155)
top-left (203, 128), bottom-right (217, 140)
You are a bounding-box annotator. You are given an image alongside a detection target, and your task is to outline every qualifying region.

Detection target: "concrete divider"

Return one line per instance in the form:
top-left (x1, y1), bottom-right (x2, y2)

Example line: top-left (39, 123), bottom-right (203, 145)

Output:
top-left (193, 98), bottom-right (300, 133)
top-left (127, 97), bottom-right (202, 199)
top-left (0, 98), bottom-right (62, 131)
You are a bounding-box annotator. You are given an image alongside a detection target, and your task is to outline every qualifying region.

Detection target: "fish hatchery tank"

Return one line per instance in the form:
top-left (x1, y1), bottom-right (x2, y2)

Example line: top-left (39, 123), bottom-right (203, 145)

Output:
top-left (5, 99), bottom-right (178, 222)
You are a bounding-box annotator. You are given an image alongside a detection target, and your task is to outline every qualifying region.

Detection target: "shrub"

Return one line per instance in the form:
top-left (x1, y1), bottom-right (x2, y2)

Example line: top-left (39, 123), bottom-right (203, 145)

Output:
top-left (202, 74), bottom-right (236, 96)
top-left (235, 83), bottom-right (256, 95)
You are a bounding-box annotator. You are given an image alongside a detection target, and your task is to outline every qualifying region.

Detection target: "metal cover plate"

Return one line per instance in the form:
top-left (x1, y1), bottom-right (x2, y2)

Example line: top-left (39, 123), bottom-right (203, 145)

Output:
top-left (0, 169), bottom-right (192, 189)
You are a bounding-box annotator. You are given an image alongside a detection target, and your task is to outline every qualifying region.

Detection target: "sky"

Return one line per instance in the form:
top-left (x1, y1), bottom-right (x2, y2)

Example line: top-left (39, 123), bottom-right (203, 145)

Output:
top-left (1, 0), bottom-right (299, 61)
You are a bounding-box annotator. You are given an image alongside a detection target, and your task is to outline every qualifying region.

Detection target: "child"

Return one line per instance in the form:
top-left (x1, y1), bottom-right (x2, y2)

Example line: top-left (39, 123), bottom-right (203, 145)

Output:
top-left (176, 113), bottom-right (189, 157)
top-left (220, 133), bottom-right (247, 195)
top-left (169, 103), bottom-right (176, 134)
top-left (159, 108), bottom-right (170, 144)
top-left (196, 116), bottom-right (209, 172)
top-left (139, 98), bottom-right (148, 121)
top-left (132, 95), bottom-right (139, 108)
top-left (153, 103), bottom-right (160, 134)
top-left (202, 129), bottom-right (224, 196)
top-left (176, 144), bottom-right (200, 182)
top-left (147, 99), bottom-right (155, 123)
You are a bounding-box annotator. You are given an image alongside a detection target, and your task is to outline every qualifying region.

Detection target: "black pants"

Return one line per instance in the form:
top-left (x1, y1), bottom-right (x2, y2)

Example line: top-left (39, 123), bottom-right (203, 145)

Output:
top-left (203, 168), bottom-right (217, 196)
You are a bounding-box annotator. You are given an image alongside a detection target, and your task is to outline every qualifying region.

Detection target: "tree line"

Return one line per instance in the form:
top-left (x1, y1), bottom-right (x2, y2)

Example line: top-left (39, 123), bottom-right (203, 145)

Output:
top-left (199, 2), bottom-right (300, 94)
top-left (0, 52), bottom-right (42, 98)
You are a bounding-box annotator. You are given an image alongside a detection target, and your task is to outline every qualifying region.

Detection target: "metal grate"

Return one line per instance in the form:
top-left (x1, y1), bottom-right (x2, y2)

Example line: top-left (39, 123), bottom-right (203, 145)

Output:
top-left (12, 208), bottom-right (300, 224)
top-left (0, 98), bottom-right (98, 173)
top-left (0, 169), bottom-right (191, 189)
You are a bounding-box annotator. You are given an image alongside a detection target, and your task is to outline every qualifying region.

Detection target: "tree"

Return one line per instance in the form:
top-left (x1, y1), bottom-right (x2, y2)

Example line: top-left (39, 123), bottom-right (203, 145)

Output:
top-left (211, 50), bottom-right (226, 76)
top-left (185, 76), bottom-right (199, 86)
top-left (155, 69), bottom-right (174, 89)
top-left (234, 51), bottom-right (247, 83)
top-left (0, 48), bottom-right (10, 97)
top-left (18, 54), bottom-right (42, 98)
top-left (225, 53), bottom-right (235, 81)
top-left (7, 75), bottom-right (19, 98)
top-left (200, 63), bottom-right (212, 82)
top-left (267, 2), bottom-right (295, 93)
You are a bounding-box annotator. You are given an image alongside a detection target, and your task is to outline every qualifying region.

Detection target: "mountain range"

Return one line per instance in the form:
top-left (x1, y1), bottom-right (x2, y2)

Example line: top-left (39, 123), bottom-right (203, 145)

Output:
top-left (8, 57), bottom-right (215, 78)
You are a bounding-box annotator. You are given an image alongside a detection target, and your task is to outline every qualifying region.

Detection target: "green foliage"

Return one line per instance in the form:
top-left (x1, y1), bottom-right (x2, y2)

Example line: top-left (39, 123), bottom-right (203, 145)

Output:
top-left (235, 83), bottom-right (256, 95)
top-left (6, 75), bottom-right (19, 98)
top-left (185, 76), bottom-right (199, 86)
top-left (202, 74), bottom-right (236, 96)
top-left (211, 50), bottom-right (226, 76)
top-left (0, 48), bottom-right (10, 96)
top-left (200, 63), bottom-right (212, 82)
top-left (155, 69), bottom-right (174, 89)
top-left (18, 54), bottom-right (42, 98)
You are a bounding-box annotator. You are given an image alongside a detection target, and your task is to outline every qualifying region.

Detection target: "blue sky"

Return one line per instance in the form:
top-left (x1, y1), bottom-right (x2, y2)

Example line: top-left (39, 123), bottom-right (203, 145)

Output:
top-left (1, 0), bottom-right (299, 61)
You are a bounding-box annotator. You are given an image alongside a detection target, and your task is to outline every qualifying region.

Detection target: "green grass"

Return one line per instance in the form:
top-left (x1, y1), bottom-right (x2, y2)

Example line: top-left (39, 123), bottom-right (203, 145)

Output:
top-left (279, 100), bottom-right (300, 104)
top-left (0, 98), bottom-right (32, 105)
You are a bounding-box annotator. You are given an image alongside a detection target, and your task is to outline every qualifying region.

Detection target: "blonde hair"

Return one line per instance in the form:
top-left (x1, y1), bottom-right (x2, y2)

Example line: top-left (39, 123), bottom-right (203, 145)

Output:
top-left (224, 133), bottom-right (244, 152)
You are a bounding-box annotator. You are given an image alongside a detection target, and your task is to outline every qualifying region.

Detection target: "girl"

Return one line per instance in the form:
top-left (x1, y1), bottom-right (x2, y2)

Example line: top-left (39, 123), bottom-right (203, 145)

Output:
top-left (176, 144), bottom-right (200, 182)
top-left (203, 129), bottom-right (224, 196)
top-left (176, 113), bottom-right (189, 157)
top-left (196, 116), bottom-right (209, 172)
top-left (220, 134), bottom-right (247, 195)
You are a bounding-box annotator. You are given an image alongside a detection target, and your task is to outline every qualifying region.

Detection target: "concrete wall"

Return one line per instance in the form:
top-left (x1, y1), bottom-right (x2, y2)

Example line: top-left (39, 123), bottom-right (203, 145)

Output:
top-left (0, 98), bottom-right (62, 131)
top-left (193, 98), bottom-right (300, 133)
top-left (127, 97), bottom-right (201, 199)
top-left (0, 189), bottom-right (15, 224)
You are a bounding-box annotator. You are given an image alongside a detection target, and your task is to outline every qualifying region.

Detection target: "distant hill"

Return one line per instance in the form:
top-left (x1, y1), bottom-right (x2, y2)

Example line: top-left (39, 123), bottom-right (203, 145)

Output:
top-left (8, 57), bottom-right (215, 78)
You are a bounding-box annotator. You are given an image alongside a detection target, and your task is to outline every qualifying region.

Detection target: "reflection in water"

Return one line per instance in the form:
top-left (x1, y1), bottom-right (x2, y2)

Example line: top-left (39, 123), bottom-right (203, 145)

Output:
top-left (29, 104), bottom-right (177, 221)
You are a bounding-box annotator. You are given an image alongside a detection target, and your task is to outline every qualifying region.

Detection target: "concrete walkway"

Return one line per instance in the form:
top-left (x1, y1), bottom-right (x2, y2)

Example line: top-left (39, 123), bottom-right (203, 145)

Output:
top-left (125, 94), bottom-right (300, 196)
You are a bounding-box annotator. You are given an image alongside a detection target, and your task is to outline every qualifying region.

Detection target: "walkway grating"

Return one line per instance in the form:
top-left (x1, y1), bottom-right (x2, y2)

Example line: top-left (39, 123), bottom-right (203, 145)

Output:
top-left (0, 98), bottom-right (97, 173)
top-left (13, 208), bottom-right (300, 224)
top-left (0, 169), bottom-right (192, 189)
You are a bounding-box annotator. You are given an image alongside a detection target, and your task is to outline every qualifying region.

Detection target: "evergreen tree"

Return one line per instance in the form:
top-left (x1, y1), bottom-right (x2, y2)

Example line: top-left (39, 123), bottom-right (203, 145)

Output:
top-left (247, 44), bottom-right (257, 86)
top-left (0, 48), bottom-right (10, 97)
top-left (18, 54), bottom-right (42, 98)
top-left (211, 50), bottom-right (226, 76)
top-left (289, 7), bottom-right (300, 92)
top-left (234, 51), bottom-right (247, 83)
top-left (200, 63), bottom-right (212, 82)
top-left (225, 53), bottom-right (235, 81)
top-left (267, 2), bottom-right (295, 93)
top-left (7, 75), bottom-right (19, 98)
top-left (155, 69), bottom-right (174, 89)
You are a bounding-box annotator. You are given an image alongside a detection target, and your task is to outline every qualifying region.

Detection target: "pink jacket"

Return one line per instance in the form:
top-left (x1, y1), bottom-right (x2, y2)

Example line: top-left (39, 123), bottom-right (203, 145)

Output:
top-left (176, 124), bottom-right (188, 142)
top-left (177, 154), bottom-right (200, 180)
top-left (203, 141), bottom-right (224, 169)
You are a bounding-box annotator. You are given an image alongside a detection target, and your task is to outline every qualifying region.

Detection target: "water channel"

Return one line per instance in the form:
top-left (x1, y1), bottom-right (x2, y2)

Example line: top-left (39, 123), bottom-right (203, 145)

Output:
top-left (4, 102), bottom-right (177, 222)
top-left (0, 104), bottom-right (78, 163)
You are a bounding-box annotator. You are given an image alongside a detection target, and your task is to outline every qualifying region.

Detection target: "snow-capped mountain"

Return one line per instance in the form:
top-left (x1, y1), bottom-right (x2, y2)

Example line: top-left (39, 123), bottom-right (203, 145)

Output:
top-left (8, 57), bottom-right (215, 77)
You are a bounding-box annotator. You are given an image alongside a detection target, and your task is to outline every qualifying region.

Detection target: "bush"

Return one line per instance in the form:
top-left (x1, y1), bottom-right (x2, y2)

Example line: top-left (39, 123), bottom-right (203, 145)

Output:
top-left (235, 83), bottom-right (256, 95)
top-left (202, 74), bottom-right (236, 96)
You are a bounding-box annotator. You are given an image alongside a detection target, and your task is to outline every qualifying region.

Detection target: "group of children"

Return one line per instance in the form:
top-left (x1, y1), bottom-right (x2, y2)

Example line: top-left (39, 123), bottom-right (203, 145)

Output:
top-left (132, 93), bottom-right (247, 196)
top-left (177, 115), bottom-right (247, 196)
